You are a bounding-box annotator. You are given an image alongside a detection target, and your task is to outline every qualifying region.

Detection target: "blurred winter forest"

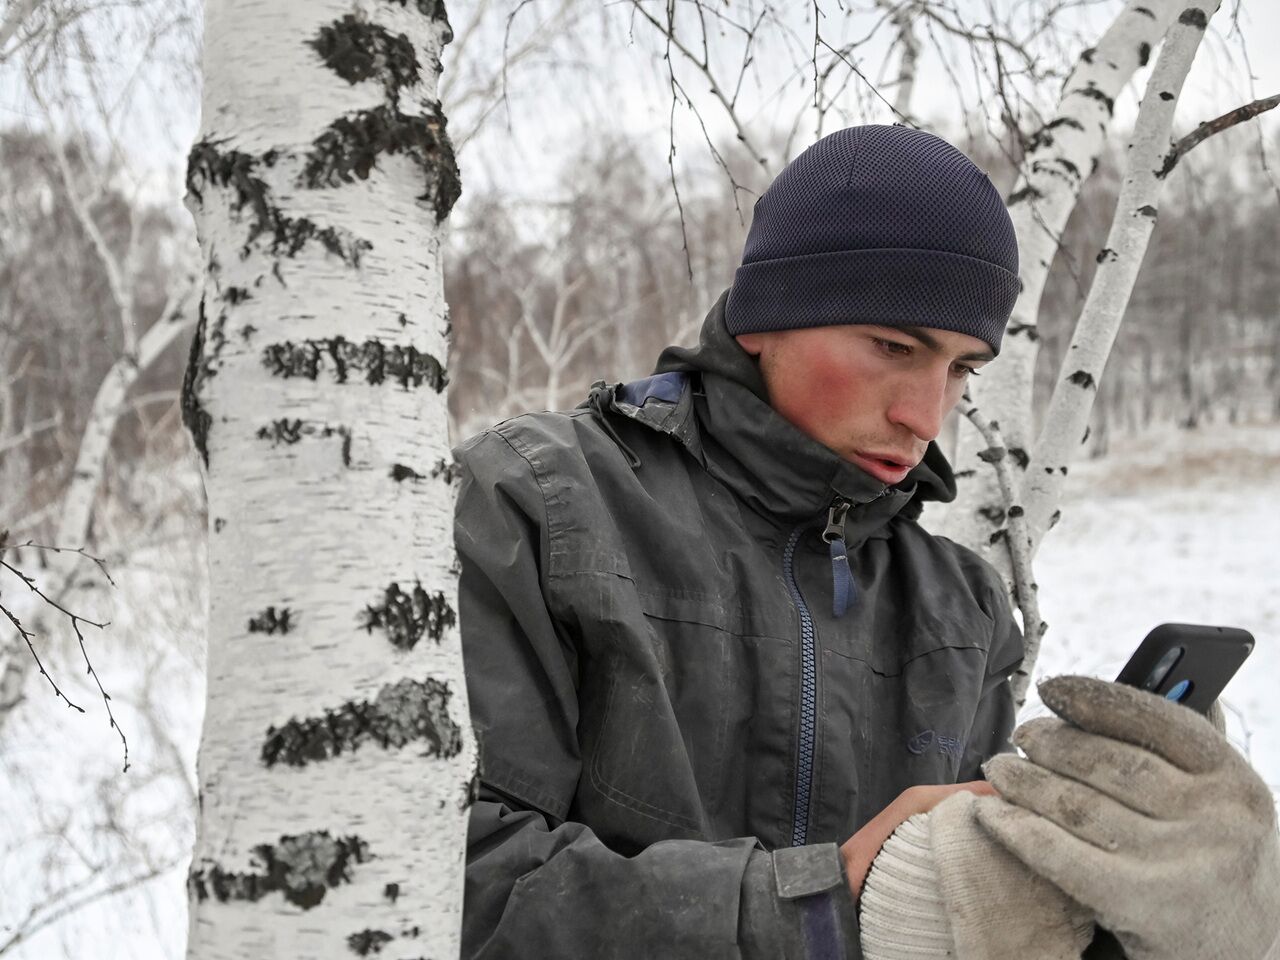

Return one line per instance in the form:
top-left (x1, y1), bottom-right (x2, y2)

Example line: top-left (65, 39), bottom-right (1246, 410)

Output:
top-left (0, 0), bottom-right (1277, 956)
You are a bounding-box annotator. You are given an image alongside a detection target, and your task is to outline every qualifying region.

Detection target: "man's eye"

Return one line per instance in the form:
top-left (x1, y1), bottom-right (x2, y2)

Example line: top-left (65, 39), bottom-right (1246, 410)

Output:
top-left (952, 365), bottom-right (981, 379)
top-left (876, 338), bottom-right (911, 355)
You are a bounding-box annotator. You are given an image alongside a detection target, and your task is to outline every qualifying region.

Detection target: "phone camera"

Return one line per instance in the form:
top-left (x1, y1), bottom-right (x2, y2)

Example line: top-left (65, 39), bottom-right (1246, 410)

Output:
top-left (1142, 645), bottom-right (1184, 691)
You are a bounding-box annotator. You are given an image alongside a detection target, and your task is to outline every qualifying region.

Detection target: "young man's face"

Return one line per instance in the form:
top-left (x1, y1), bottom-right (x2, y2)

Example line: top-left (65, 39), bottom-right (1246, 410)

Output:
top-left (736, 324), bottom-right (994, 485)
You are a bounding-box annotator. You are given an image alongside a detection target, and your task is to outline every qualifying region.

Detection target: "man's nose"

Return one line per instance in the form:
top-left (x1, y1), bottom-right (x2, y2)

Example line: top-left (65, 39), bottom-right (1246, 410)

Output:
top-left (886, 371), bottom-right (950, 443)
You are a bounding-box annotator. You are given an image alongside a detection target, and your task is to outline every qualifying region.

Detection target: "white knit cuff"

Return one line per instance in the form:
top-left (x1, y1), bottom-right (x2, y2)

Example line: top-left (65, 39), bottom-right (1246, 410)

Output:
top-left (859, 813), bottom-right (957, 960)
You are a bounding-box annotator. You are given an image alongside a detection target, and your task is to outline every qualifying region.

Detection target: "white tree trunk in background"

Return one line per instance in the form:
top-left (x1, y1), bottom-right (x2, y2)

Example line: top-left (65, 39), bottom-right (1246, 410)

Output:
top-left (182, 1), bottom-right (474, 956)
top-left (1021, 4), bottom-right (1222, 557)
top-left (935, 0), bottom-right (1181, 557)
top-left (0, 284), bottom-right (196, 732)
top-left (924, 1), bottom-right (1231, 705)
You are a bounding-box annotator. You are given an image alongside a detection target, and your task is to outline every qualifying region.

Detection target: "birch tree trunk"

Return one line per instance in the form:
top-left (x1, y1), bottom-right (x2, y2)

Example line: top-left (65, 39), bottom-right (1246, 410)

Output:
top-left (182, 1), bottom-right (474, 956)
top-left (934, 0), bottom-right (1181, 556)
top-left (926, 1), bottom-right (1234, 708)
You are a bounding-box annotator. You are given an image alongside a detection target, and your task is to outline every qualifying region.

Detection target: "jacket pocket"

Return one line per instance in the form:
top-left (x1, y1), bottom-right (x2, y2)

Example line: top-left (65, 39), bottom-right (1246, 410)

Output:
top-left (585, 588), bottom-right (734, 837)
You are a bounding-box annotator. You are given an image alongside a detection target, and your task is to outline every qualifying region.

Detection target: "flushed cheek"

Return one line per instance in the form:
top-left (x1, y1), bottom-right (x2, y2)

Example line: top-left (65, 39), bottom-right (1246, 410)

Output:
top-left (787, 356), bottom-right (872, 443)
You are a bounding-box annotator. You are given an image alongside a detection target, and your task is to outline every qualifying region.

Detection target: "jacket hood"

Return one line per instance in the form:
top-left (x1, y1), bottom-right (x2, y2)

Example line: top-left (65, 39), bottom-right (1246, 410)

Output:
top-left (653, 289), bottom-right (958, 519)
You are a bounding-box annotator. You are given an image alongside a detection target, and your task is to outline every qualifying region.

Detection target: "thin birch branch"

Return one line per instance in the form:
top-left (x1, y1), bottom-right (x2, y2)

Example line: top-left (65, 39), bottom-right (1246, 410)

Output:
top-left (956, 395), bottom-right (1044, 710)
top-left (1158, 93), bottom-right (1280, 178)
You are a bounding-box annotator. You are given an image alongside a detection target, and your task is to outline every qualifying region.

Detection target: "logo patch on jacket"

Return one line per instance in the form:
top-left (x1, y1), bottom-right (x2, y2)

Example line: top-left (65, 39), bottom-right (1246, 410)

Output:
top-left (907, 729), bottom-right (964, 760)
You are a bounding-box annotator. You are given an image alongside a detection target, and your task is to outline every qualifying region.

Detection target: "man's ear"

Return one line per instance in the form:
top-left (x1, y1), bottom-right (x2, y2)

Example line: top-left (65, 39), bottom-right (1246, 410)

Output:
top-left (735, 332), bottom-right (766, 357)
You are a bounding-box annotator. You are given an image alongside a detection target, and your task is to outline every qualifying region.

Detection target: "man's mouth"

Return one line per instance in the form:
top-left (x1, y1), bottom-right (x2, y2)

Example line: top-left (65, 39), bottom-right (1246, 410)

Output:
top-left (852, 451), bottom-right (915, 483)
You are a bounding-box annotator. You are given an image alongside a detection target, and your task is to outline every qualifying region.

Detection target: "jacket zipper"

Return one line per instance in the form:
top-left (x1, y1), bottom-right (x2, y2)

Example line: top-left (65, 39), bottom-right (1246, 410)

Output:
top-left (784, 490), bottom-right (892, 846)
top-left (782, 523), bottom-right (817, 847)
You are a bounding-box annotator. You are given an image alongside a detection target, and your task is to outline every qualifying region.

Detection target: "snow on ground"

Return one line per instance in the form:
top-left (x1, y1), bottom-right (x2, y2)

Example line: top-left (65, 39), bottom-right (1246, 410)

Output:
top-left (1024, 420), bottom-right (1280, 791)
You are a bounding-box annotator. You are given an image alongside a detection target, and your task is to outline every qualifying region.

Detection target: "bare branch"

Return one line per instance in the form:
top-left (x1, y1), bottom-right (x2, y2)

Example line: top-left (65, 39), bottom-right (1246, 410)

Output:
top-left (1158, 93), bottom-right (1280, 178)
top-left (956, 395), bottom-right (1044, 711)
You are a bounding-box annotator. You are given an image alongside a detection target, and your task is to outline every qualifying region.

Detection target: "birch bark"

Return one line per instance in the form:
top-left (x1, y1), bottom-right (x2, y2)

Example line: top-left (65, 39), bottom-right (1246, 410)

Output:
top-left (934, 0), bottom-right (1180, 558)
top-left (182, 1), bottom-right (473, 957)
top-left (1020, 4), bottom-right (1222, 561)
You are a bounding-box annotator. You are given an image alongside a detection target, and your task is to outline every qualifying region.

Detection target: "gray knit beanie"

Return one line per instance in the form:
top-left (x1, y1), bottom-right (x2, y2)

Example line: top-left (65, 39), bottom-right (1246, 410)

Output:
top-left (724, 125), bottom-right (1019, 355)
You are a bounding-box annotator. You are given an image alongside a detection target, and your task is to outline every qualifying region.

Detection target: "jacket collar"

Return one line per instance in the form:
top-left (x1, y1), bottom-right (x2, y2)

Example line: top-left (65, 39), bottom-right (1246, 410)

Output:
top-left (642, 289), bottom-right (959, 535)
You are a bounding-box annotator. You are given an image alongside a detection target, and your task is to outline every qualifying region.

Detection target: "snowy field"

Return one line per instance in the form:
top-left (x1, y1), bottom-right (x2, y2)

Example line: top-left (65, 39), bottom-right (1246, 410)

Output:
top-left (1, 419), bottom-right (1277, 958)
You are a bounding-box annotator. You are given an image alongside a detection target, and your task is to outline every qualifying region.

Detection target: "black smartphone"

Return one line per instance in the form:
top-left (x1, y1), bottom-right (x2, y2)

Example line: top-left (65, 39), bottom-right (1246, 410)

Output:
top-left (1114, 622), bottom-right (1254, 714)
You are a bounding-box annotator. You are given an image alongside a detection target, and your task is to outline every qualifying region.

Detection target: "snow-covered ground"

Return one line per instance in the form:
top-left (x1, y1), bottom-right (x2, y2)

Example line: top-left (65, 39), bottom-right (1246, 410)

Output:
top-left (1, 419), bottom-right (1277, 958)
top-left (1026, 420), bottom-right (1280, 791)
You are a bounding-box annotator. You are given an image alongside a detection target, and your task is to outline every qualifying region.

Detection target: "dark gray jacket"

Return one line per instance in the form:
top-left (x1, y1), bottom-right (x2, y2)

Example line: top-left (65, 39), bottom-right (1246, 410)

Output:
top-left (455, 292), bottom-right (1025, 959)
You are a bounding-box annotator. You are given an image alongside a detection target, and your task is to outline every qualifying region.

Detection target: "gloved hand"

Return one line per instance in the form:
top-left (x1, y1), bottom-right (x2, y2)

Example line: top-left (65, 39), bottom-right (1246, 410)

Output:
top-left (859, 795), bottom-right (1095, 960)
top-left (979, 675), bottom-right (1280, 960)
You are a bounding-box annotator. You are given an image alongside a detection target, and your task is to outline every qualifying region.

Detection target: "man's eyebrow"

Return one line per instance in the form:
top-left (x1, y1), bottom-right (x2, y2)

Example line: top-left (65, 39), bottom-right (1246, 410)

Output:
top-left (894, 325), bottom-right (996, 362)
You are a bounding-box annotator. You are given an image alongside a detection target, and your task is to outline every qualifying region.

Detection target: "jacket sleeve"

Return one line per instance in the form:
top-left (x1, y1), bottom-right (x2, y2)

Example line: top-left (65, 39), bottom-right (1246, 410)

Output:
top-left (455, 428), bottom-right (860, 960)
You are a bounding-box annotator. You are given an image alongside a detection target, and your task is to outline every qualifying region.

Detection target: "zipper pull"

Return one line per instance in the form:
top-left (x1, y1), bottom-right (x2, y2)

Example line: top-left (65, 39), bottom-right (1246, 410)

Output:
top-left (823, 498), bottom-right (855, 618)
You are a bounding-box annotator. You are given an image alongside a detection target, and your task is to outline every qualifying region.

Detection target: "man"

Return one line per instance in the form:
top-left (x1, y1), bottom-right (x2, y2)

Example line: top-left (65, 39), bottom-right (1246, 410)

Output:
top-left (455, 125), bottom-right (1279, 959)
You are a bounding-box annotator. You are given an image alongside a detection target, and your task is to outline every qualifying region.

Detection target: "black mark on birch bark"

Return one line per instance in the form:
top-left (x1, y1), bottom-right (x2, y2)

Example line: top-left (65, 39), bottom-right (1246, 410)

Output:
top-left (261, 677), bottom-right (463, 767)
top-left (1050, 509), bottom-right (1062, 529)
top-left (1030, 157), bottom-right (1081, 187)
top-left (383, 0), bottom-right (452, 30)
top-left (248, 606), bottom-right (294, 635)
top-left (362, 581), bottom-right (456, 649)
top-left (1077, 85), bottom-right (1116, 116)
top-left (1137, 204), bottom-right (1158, 218)
top-left (256, 420), bottom-right (354, 466)
top-left (1008, 447), bottom-right (1029, 469)
top-left (188, 832), bottom-right (371, 909)
top-left (1068, 370), bottom-right (1096, 389)
top-left (1007, 505), bottom-right (1024, 518)
top-left (262, 337), bottom-right (447, 392)
top-left (224, 286), bottom-right (252, 305)
top-left (347, 930), bottom-right (394, 956)
top-left (954, 469), bottom-right (976, 479)
top-left (1096, 247), bottom-right (1117, 263)
top-left (1007, 184), bottom-right (1044, 206)
top-left (979, 506), bottom-right (1006, 525)
top-left (391, 463), bottom-right (425, 482)
top-left (1007, 321), bottom-right (1040, 342)
top-left (301, 13), bottom-right (460, 223)
top-left (395, 459), bottom-right (459, 483)
top-left (1138, 42), bottom-right (1152, 66)
top-left (181, 299), bottom-right (215, 467)
top-left (988, 528), bottom-right (1007, 546)
top-left (1178, 8), bottom-right (1208, 29)
top-left (977, 446), bottom-right (1006, 464)
top-left (186, 138), bottom-right (372, 265)
top-left (1134, 5), bottom-right (1156, 18)
top-left (1160, 91), bottom-right (1175, 101)
top-left (384, 882), bottom-right (401, 903)
top-left (1081, 46), bottom-right (1096, 64)
top-left (309, 17), bottom-right (420, 101)
top-left (1025, 116), bottom-right (1086, 153)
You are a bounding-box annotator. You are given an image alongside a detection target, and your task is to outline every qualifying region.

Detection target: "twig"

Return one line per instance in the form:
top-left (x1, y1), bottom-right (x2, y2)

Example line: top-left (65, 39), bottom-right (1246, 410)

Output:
top-left (1158, 93), bottom-right (1280, 179)
top-left (0, 541), bottom-right (128, 771)
top-left (662, 0), bottom-right (693, 283)
top-left (0, 857), bottom-right (183, 956)
top-left (956, 393), bottom-right (1044, 710)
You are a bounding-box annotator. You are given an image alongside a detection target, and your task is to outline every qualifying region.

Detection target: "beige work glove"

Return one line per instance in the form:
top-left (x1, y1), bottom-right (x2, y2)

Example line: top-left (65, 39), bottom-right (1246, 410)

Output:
top-left (859, 797), bottom-right (1094, 960)
top-left (979, 675), bottom-right (1280, 960)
